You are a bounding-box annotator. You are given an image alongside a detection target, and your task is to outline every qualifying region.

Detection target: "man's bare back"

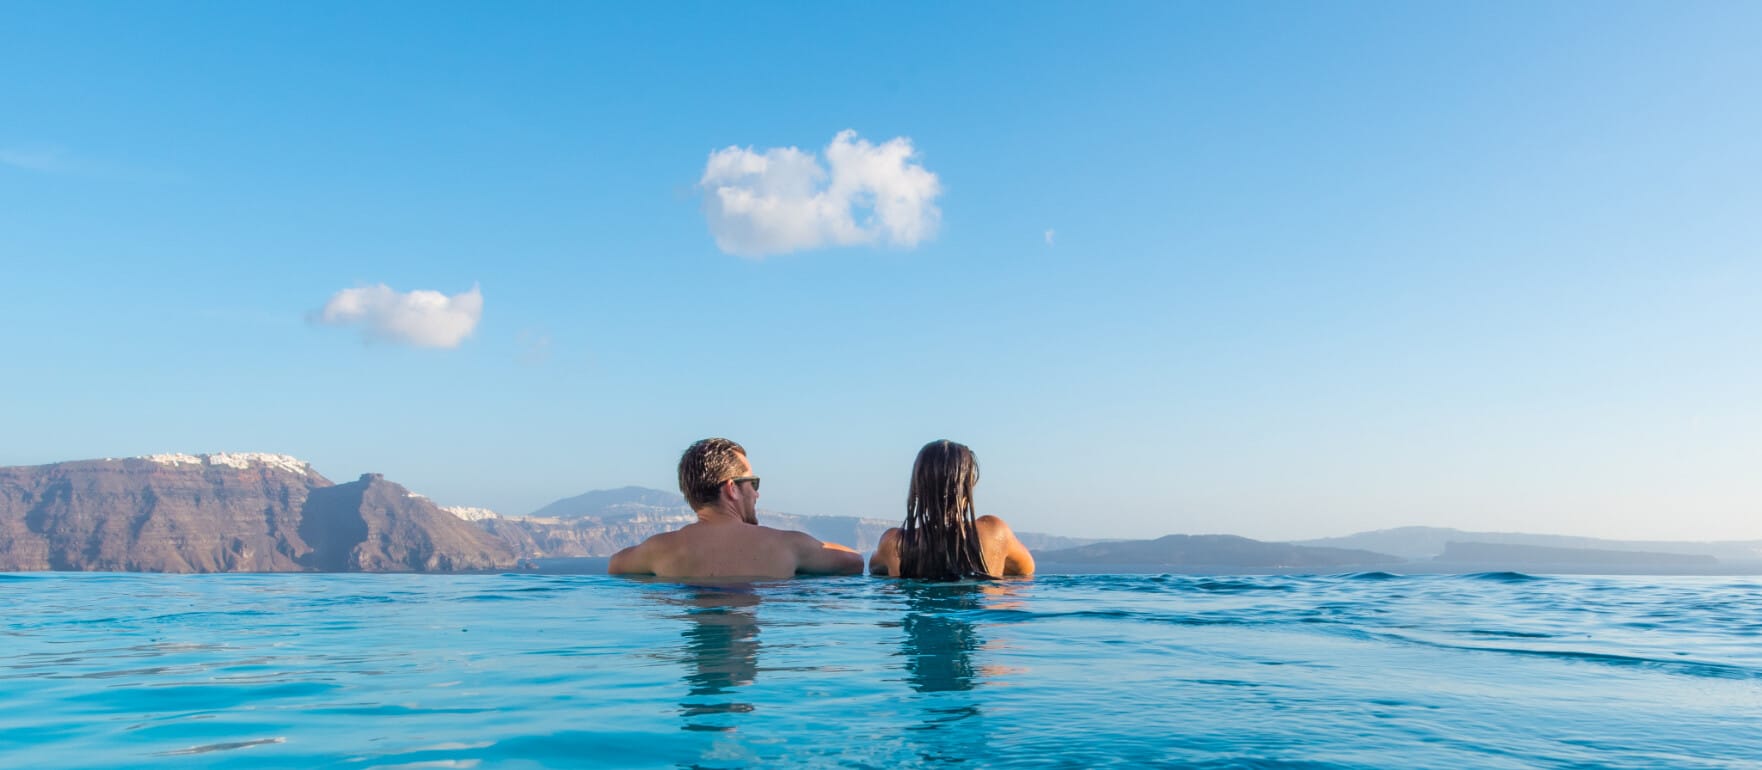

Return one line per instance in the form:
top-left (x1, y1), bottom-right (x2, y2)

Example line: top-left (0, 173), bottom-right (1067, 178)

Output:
top-left (611, 519), bottom-right (859, 579)
top-left (608, 438), bottom-right (862, 579)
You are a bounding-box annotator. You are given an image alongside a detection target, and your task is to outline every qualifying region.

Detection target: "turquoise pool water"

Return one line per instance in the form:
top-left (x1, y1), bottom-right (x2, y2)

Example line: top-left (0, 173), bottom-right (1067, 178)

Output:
top-left (2, 572), bottom-right (1759, 768)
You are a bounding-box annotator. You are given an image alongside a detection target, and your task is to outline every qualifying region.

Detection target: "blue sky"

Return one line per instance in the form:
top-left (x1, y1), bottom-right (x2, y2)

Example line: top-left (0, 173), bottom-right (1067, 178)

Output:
top-left (3, 2), bottom-right (1758, 542)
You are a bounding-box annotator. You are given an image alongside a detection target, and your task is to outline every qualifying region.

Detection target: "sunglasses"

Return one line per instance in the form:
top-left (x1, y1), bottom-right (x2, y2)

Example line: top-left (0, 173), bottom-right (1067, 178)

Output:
top-left (729, 476), bottom-right (761, 491)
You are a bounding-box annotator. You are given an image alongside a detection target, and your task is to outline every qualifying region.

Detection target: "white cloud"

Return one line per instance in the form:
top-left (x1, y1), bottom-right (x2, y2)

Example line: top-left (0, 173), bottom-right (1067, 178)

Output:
top-left (315, 284), bottom-right (483, 349)
top-left (1045, 229), bottom-right (1056, 246)
top-left (699, 129), bottom-right (942, 257)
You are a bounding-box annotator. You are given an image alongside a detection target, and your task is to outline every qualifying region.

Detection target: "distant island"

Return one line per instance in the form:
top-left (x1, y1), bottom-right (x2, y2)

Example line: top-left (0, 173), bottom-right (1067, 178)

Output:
top-left (1036, 535), bottom-right (1402, 573)
top-left (2, 454), bottom-right (1758, 575)
top-left (1291, 526), bottom-right (1762, 576)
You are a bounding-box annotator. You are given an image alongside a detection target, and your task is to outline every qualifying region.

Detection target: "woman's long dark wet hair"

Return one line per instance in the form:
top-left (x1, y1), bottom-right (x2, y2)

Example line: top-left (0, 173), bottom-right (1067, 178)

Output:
top-left (898, 440), bottom-right (989, 581)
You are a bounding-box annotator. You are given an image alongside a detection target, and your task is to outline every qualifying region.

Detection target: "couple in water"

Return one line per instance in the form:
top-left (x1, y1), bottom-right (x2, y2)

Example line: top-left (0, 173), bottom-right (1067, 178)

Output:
top-left (609, 437), bottom-right (1035, 580)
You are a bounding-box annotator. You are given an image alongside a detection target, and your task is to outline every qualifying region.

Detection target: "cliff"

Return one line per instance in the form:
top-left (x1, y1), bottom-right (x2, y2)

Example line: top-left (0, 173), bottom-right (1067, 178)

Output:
top-left (0, 454), bottom-right (515, 573)
top-left (303, 473), bottom-right (517, 572)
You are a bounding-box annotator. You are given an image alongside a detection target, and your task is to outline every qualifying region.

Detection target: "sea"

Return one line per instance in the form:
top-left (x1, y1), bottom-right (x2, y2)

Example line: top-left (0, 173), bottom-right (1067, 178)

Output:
top-left (2, 571), bottom-right (1758, 769)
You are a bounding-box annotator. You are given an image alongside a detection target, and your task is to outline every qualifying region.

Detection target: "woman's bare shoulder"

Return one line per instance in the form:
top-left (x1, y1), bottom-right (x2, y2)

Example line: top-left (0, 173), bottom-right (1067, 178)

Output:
top-left (975, 515), bottom-right (1016, 535)
top-left (870, 527), bottom-right (904, 577)
top-left (977, 515), bottom-right (1035, 577)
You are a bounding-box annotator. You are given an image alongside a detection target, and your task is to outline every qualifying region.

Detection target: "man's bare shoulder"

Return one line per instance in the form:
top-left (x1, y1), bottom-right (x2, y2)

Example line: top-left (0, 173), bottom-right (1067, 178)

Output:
top-left (754, 523), bottom-right (809, 538)
top-left (783, 528), bottom-right (863, 575)
top-left (628, 527), bottom-right (693, 552)
top-left (773, 528), bottom-right (835, 553)
top-left (609, 531), bottom-right (669, 574)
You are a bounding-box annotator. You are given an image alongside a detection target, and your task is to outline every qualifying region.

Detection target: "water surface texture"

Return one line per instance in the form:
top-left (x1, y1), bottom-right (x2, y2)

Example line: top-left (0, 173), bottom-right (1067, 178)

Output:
top-left (3, 572), bottom-right (1759, 768)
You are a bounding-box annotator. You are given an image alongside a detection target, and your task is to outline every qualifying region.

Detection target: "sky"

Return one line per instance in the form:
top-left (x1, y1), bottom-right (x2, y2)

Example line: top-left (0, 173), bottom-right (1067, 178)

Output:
top-left (3, 2), bottom-right (1759, 543)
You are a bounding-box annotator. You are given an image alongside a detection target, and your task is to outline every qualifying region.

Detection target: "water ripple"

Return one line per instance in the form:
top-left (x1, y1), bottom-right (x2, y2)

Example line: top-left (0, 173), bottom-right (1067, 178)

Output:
top-left (155, 737), bottom-right (285, 756)
top-left (2, 572), bottom-right (1759, 769)
top-left (1463, 571), bottom-right (1544, 582)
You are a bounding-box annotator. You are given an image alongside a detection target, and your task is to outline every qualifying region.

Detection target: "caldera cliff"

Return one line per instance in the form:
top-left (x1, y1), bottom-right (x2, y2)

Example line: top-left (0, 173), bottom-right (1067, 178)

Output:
top-left (0, 454), bottom-right (516, 573)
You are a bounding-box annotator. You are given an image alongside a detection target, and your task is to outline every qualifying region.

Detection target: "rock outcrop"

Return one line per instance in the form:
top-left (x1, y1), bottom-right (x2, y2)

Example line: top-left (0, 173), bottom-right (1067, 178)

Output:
top-left (0, 454), bottom-right (516, 573)
top-left (302, 473), bottom-right (516, 572)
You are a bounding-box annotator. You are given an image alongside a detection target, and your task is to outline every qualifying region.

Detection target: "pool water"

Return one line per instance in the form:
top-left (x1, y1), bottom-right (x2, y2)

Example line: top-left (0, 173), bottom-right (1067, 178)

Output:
top-left (2, 572), bottom-right (1759, 768)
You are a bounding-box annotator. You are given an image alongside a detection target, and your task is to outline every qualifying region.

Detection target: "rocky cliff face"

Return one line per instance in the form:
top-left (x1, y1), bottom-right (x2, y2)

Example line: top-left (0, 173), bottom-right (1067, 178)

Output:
top-left (304, 473), bottom-right (517, 572)
top-left (0, 455), bottom-right (516, 573)
top-left (0, 454), bottom-right (324, 572)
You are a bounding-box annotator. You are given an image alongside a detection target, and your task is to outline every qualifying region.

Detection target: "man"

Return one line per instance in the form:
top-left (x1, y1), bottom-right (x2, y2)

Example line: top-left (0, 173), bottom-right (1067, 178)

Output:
top-left (608, 438), bottom-right (863, 579)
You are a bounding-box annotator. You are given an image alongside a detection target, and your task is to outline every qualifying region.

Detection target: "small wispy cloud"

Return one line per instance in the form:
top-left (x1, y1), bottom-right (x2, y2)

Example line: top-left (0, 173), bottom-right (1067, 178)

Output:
top-left (515, 329), bottom-right (552, 366)
top-left (313, 284), bottom-right (483, 349)
top-left (699, 129), bottom-right (942, 257)
top-left (0, 145), bottom-right (181, 182)
top-left (1045, 229), bottom-right (1056, 247)
top-left (0, 146), bottom-right (77, 174)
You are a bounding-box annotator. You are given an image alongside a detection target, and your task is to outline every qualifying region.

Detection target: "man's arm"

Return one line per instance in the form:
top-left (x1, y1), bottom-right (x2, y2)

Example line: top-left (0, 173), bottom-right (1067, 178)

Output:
top-left (608, 542), bottom-right (653, 575)
top-left (791, 532), bottom-right (863, 576)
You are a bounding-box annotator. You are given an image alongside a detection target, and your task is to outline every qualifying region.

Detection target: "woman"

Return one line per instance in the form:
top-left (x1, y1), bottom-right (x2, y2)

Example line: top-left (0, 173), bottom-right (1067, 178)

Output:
top-left (869, 440), bottom-right (1035, 580)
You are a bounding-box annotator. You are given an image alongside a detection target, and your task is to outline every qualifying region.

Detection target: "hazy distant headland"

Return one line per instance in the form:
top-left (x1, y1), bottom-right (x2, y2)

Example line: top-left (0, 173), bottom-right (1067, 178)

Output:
top-left (2, 455), bottom-right (1758, 575)
top-left (1289, 526), bottom-right (1762, 576)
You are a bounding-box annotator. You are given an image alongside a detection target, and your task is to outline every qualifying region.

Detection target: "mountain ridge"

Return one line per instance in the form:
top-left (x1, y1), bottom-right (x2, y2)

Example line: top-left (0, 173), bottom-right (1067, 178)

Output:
top-left (5, 456), bottom-right (1759, 574)
top-left (0, 455), bottom-right (516, 573)
top-left (1038, 534), bottom-right (1402, 571)
top-left (1295, 526), bottom-right (1762, 562)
